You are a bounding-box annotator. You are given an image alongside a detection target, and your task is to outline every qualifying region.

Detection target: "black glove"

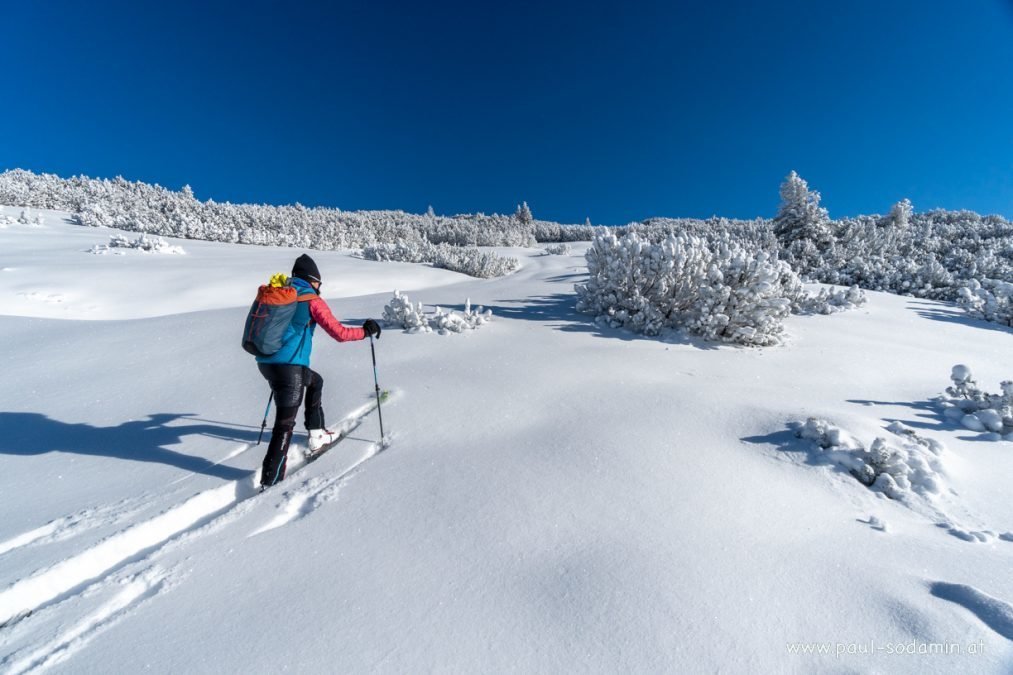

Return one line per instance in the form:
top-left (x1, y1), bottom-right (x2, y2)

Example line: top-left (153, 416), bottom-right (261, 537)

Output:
top-left (363, 319), bottom-right (382, 339)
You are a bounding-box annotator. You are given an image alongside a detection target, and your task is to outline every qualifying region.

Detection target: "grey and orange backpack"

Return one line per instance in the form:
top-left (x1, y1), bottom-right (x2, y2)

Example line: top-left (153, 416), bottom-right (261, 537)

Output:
top-left (241, 273), bottom-right (315, 357)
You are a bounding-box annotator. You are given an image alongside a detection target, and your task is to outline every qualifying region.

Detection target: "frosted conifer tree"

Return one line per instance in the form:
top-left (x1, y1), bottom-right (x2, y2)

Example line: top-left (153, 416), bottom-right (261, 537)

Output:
top-left (515, 201), bottom-right (533, 225)
top-left (772, 171), bottom-right (833, 275)
top-left (889, 198), bottom-right (913, 229)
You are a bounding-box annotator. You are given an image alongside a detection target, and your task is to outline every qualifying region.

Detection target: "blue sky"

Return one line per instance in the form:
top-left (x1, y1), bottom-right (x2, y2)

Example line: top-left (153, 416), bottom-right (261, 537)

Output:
top-left (2, 1), bottom-right (1011, 223)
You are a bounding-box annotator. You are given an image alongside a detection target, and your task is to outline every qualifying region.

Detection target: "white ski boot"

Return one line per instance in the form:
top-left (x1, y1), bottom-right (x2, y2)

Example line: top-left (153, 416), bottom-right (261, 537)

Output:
top-left (307, 428), bottom-right (340, 454)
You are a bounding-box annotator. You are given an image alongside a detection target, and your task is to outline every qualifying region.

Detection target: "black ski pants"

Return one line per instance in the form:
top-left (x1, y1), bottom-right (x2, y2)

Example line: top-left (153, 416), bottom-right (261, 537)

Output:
top-left (257, 363), bottom-right (327, 486)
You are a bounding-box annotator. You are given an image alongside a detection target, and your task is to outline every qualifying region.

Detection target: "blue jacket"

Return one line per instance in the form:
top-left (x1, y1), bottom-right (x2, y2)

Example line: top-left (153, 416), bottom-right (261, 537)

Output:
top-left (256, 277), bottom-right (318, 367)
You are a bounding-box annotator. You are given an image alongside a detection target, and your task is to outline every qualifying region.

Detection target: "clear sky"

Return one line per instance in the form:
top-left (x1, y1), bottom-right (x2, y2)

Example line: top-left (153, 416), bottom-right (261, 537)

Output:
top-left (2, 1), bottom-right (1011, 224)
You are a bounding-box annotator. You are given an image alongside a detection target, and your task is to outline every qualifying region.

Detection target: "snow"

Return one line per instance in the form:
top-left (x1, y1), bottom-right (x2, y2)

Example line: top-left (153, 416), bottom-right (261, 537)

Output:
top-left (2, 206), bottom-right (1013, 672)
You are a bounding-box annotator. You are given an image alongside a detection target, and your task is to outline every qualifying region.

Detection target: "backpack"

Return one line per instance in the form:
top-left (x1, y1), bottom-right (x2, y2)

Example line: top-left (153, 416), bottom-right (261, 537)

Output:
top-left (241, 274), bottom-right (314, 357)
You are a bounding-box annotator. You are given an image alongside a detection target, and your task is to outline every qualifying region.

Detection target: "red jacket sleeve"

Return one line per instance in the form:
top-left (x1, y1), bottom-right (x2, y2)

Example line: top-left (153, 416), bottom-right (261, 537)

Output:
top-left (309, 297), bottom-right (366, 342)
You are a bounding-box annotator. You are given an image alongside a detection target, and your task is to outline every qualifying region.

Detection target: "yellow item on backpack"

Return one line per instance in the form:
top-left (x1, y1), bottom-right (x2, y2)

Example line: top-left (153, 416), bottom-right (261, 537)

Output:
top-left (269, 273), bottom-right (289, 288)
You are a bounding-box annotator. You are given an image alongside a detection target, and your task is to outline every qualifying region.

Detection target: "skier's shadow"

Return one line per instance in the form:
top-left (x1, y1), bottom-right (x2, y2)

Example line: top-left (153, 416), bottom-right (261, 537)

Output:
top-left (0, 412), bottom-right (257, 480)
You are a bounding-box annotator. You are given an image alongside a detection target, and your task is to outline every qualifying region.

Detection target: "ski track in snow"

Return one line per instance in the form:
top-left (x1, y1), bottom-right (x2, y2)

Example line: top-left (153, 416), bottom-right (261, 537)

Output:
top-left (0, 496), bottom-right (155, 559)
top-left (249, 444), bottom-right (378, 537)
top-left (0, 478), bottom-right (257, 631)
top-left (167, 443), bottom-right (254, 486)
top-left (0, 396), bottom-right (393, 635)
top-left (1, 566), bottom-right (174, 675)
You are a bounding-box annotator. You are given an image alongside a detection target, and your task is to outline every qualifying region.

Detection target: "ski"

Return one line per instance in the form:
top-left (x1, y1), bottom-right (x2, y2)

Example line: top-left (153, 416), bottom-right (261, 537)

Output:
top-left (302, 389), bottom-right (390, 463)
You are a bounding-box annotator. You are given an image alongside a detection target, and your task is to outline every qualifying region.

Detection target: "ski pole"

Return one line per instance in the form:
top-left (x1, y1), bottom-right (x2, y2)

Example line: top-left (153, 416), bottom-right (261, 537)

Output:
top-left (369, 335), bottom-right (386, 443)
top-left (257, 391), bottom-right (273, 445)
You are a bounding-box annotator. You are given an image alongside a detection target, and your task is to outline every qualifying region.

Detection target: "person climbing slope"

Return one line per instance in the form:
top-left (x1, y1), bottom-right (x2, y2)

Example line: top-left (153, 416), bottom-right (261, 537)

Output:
top-left (255, 254), bottom-right (381, 488)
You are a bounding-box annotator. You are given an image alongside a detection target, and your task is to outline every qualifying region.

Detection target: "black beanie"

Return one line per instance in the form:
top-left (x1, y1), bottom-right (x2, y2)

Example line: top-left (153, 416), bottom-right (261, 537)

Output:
top-left (292, 254), bottom-right (321, 283)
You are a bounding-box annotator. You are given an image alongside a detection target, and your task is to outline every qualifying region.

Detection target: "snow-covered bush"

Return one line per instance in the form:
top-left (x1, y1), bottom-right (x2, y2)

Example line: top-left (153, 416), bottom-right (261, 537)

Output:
top-left (381, 292), bottom-right (493, 335)
top-left (957, 279), bottom-right (1013, 326)
top-left (794, 418), bottom-right (946, 500)
top-left (937, 365), bottom-right (1013, 440)
top-left (791, 285), bottom-right (867, 315)
top-left (431, 302), bottom-right (493, 333)
top-left (362, 240), bottom-right (519, 278)
top-left (575, 229), bottom-right (803, 346)
top-left (90, 234), bottom-right (185, 255)
top-left (543, 243), bottom-right (571, 256)
top-left (382, 291), bottom-right (429, 332)
top-left (16, 209), bottom-right (42, 226)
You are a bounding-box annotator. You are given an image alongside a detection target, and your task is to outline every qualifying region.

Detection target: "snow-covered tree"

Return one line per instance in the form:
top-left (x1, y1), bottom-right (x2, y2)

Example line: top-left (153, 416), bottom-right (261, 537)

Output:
top-left (889, 198), bottom-right (913, 229)
top-left (515, 201), bottom-right (533, 225)
top-left (772, 171), bottom-right (833, 275)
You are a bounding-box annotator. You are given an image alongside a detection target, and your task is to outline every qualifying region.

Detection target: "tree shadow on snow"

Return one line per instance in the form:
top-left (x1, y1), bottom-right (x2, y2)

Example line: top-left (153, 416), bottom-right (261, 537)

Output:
top-left (906, 299), bottom-right (1013, 336)
top-left (846, 398), bottom-right (1000, 443)
top-left (740, 425), bottom-right (856, 478)
top-left (442, 294), bottom-right (719, 349)
top-left (0, 412), bottom-right (257, 480)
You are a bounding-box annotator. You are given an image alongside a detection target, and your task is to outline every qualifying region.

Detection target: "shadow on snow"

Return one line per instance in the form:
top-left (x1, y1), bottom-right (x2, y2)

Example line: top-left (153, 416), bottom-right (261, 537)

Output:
top-left (0, 412), bottom-right (257, 480)
top-left (846, 398), bottom-right (1001, 443)
top-left (906, 299), bottom-right (1013, 336)
top-left (440, 293), bottom-right (720, 349)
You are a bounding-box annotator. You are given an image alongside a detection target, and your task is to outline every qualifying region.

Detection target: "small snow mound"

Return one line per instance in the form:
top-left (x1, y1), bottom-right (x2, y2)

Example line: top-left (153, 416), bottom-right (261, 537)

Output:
top-left (930, 582), bottom-right (1013, 640)
top-left (793, 418), bottom-right (947, 501)
top-left (951, 364), bottom-right (973, 384)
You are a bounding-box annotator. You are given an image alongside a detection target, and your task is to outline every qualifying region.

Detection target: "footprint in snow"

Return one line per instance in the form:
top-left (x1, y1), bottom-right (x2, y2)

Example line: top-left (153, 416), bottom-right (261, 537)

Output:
top-left (857, 515), bottom-right (888, 532)
top-left (936, 522), bottom-right (996, 543)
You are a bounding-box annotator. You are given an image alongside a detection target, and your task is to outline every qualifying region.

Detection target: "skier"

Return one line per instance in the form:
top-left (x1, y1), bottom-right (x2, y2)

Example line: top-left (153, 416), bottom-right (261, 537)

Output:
top-left (257, 253), bottom-right (382, 488)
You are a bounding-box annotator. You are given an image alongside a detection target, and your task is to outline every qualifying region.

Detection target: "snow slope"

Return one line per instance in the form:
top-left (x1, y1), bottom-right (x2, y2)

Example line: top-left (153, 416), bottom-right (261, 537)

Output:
top-left (1, 207), bottom-right (1012, 673)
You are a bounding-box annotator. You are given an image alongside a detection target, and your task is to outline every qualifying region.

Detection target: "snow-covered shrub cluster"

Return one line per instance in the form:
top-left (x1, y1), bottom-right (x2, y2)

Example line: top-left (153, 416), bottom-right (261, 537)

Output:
top-left (0, 170), bottom-right (596, 270)
top-left (542, 243), bottom-right (571, 256)
top-left (957, 279), bottom-right (1013, 327)
top-left (772, 173), bottom-right (1013, 319)
top-left (14, 209), bottom-right (43, 226)
top-left (534, 219), bottom-right (598, 243)
top-left (574, 229), bottom-right (851, 346)
top-left (381, 291), bottom-right (429, 332)
top-left (382, 292), bottom-right (493, 335)
top-left (90, 234), bottom-right (185, 255)
top-left (794, 418), bottom-right (946, 500)
top-left (362, 240), bottom-right (519, 278)
top-left (937, 365), bottom-right (1013, 440)
top-left (620, 216), bottom-right (779, 253)
top-left (791, 285), bottom-right (867, 315)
